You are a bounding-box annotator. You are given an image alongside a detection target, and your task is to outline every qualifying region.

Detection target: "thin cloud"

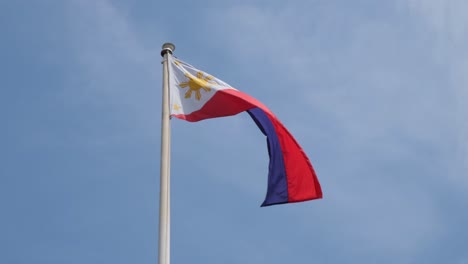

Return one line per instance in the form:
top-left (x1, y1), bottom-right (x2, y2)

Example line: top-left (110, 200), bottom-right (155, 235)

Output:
top-left (63, 0), bottom-right (165, 145)
top-left (205, 2), bottom-right (466, 261)
top-left (402, 0), bottom-right (468, 187)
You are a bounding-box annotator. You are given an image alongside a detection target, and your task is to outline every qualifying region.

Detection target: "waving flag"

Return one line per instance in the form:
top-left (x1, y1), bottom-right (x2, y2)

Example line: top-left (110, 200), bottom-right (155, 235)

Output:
top-left (168, 56), bottom-right (322, 206)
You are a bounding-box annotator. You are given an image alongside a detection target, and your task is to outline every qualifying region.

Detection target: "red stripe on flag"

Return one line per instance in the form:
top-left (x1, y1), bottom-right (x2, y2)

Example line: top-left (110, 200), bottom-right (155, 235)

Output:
top-left (267, 116), bottom-right (322, 202)
top-left (171, 89), bottom-right (272, 122)
top-left (172, 89), bottom-right (322, 203)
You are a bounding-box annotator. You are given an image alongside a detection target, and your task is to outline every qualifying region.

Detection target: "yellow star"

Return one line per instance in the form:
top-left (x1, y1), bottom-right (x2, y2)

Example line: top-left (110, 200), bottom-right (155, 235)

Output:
top-left (173, 104), bottom-right (181, 111)
top-left (178, 71), bottom-right (214, 100)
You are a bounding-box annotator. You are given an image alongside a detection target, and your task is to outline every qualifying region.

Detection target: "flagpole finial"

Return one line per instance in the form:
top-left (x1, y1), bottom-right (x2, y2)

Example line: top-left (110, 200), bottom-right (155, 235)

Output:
top-left (161, 43), bottom-right (175, 56)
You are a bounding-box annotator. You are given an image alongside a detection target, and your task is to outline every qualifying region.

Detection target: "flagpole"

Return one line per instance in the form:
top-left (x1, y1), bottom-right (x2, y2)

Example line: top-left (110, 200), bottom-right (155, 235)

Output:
top-left (159, 43), bottom-right (174, 264)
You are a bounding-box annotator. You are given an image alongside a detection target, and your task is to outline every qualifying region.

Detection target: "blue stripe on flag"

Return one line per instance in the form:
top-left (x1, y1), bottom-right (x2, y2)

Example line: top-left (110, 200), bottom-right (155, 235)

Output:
top-left (247, 107), bottom-right (289, 206)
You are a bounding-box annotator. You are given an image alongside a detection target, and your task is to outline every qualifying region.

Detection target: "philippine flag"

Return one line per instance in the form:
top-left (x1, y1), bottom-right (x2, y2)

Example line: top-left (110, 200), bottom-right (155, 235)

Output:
top-left (169, 56), bottom-right (322, 206)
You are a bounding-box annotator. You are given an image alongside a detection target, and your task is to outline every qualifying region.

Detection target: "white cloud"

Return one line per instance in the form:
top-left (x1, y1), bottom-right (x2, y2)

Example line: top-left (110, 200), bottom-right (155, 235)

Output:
top-left (205, 2), bottom-right (468, 260)
top-left (403, 0), bottom-right (468, 41)
top-left (61, 0), bottom-right (167, 145)
top-left (53, 1), bottom-right (468, 261)
top-left (400, 0), bottom-right (468, 186)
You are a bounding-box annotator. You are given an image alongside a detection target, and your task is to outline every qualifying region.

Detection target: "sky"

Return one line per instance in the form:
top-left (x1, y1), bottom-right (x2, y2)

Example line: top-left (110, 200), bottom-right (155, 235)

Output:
top-left (1, 0), bottom-right (468, 263)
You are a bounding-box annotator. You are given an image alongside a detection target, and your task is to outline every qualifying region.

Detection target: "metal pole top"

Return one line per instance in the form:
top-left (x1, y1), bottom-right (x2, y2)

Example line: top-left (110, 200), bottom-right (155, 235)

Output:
top-left (161, 43), bottom-right (175, 57)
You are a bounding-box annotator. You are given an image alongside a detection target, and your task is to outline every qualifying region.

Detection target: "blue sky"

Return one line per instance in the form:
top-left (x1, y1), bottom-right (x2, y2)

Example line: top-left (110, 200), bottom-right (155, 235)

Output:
top-left (1, 0), bottom-right (468, 263)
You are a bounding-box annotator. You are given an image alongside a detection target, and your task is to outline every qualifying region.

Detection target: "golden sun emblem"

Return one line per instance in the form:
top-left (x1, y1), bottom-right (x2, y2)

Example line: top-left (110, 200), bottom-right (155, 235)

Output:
top-left (178, 71), bottom-right (215, 101)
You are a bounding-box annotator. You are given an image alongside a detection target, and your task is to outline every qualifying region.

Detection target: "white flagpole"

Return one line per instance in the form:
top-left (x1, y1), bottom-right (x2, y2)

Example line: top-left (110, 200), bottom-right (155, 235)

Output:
top-left (159, 43), bottom-right (174, 264)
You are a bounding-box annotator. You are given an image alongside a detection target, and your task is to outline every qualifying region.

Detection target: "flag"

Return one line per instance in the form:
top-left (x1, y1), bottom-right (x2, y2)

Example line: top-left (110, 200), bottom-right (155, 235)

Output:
top-left (168, 56), bottom-right (322, 206)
